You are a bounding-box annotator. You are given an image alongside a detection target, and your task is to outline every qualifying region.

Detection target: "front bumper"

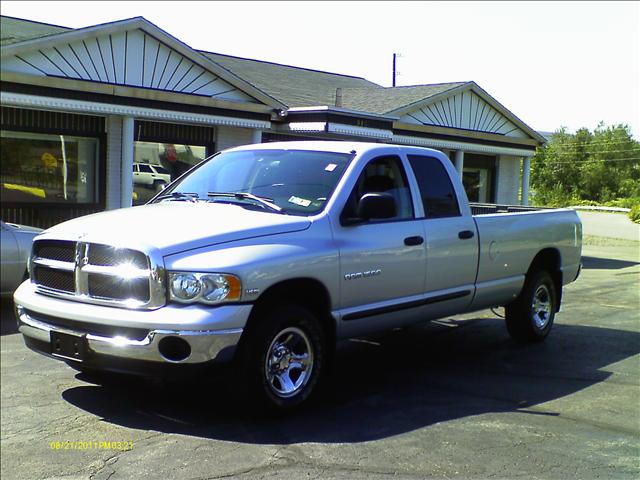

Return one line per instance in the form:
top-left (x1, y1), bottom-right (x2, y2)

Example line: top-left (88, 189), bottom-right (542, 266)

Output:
top-left (14, 281), bottom-right (251, 368)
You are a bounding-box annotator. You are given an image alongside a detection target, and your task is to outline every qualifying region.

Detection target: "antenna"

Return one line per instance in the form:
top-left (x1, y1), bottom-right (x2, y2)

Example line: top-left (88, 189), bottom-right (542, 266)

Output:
top-left (392, 53), bottom-right (402, 87)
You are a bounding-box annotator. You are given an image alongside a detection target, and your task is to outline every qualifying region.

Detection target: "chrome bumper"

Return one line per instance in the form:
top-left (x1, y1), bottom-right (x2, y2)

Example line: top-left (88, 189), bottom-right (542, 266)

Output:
top-left (14, 281), bottom-right (250, 365)
top-left (17, 306), bottom-right (242, 364)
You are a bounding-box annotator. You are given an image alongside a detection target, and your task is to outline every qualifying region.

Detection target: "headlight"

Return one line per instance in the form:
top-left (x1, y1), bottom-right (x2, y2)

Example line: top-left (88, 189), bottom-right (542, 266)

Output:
top-left (168, 272), bottom-right (242, 305)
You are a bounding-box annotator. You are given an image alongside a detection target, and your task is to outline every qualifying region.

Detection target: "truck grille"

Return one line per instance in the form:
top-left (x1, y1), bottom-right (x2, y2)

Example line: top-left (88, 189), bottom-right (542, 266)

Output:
top-left (30, 240), bottom-right (164, 309)
top-left (33, 265), bottom-right (75, 293)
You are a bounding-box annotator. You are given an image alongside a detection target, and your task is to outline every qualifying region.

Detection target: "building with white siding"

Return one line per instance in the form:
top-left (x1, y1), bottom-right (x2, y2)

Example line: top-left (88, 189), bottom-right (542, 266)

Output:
top-left (1, 15), bottom-right (545, 228)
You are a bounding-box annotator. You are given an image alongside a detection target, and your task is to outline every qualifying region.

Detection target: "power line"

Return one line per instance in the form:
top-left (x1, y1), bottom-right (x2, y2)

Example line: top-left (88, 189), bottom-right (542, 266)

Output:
top-left (539, 148), bottom-right (640, 155)
top-left (542, 139), bottom-right (638, 147)
top-left (534, 157), bottom-right (640, 165)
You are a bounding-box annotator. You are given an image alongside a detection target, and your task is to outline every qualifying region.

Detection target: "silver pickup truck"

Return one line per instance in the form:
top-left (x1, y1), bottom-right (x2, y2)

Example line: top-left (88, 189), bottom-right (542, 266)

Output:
top-left (14, 141), bottom-right (582, 410)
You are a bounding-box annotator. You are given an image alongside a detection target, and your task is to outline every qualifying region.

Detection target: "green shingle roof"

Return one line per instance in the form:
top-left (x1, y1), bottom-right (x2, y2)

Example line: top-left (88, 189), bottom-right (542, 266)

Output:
top-left (0, 16), bottom-right (70, 46)
top-left (199, 51), bottom-right (381, 108)
top-left (339, 83), bottom-right (468, 114)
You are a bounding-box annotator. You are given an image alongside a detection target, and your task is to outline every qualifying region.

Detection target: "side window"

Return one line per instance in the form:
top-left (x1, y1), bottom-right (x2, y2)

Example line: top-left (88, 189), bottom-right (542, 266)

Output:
top-left (407, 155), bottom-right (460, 218)
top-left (133, 164), bottom-right (139, 172)
top-left (138, 164), bottom-right (153, 173)
top-left (342, 155), bottom-right (414, 221)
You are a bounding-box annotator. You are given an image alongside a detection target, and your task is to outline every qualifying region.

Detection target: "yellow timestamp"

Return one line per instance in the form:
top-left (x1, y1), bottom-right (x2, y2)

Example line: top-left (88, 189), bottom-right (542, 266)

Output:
top-left (49, 441), bottom-right (133, 451)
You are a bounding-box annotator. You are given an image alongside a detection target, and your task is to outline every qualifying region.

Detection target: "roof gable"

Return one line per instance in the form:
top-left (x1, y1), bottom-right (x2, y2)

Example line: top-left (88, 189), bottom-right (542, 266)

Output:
top-left (1, 17), bottom-right (282, 107)
top-left (393, 82), bottom-right (544, 142)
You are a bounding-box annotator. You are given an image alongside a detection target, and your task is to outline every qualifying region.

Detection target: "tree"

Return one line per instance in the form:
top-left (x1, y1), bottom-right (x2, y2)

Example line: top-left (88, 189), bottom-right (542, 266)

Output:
top-left (530, 124), bottom-right (640, 206)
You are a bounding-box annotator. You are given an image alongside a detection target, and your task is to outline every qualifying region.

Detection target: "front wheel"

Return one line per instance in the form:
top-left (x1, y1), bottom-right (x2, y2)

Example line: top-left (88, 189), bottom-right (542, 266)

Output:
top-left (241, 304), bottom-right (325, 411)
top-left (505, 270), bottom-right (557, 343)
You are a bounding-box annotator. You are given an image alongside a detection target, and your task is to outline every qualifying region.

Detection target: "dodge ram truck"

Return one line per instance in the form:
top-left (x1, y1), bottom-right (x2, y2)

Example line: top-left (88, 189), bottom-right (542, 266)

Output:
top-left (14, 141), bottom-right (582, 410)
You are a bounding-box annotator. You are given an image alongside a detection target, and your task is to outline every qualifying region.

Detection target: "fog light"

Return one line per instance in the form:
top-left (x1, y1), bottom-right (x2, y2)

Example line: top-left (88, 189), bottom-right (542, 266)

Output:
top-left (158, 336), bottom-right (191, 362)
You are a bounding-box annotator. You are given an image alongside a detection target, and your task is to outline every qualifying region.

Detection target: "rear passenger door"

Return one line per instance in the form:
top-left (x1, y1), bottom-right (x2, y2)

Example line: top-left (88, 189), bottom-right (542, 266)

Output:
top-left (407, 154), bottom-right (478, 315)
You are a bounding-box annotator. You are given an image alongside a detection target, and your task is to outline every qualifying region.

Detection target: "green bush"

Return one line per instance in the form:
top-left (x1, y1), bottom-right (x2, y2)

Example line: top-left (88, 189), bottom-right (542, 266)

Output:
top-left (606, 197), bottom-right (640, 209)
top-left (629, 205), bottom-right (640, 224)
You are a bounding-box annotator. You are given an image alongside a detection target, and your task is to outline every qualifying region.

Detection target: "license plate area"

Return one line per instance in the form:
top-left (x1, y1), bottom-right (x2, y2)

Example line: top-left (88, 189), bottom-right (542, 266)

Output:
top-left (50, 331), bottom-right (87, 362)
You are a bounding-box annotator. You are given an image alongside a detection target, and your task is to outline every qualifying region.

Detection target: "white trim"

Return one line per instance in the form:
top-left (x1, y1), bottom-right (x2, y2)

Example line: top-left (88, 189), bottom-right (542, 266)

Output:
top-left (287, 105), bottom-right (398, 121)
top-left (392, 134), bottom-right (535, 157)
top-left (0, 92), bottom-right (271, 129)
top-left (287, 122), bottom-right (327, 132)
top-left (327, 123), bottom-right (392, 140)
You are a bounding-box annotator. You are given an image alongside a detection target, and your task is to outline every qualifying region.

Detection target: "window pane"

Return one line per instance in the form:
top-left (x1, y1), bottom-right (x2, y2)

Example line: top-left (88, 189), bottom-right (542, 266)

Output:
top-left (133, 141), bottom-right (207, 205)
top-left (1, 131), bottom-right (99, 204)
top-left (343, 155), bottom-right (413, 221)
top-left (407, 155), bottom-right (460, 218)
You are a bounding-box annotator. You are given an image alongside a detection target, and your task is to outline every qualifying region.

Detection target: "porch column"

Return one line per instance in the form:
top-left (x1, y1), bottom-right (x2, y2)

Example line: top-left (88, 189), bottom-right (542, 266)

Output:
top-left (120, 116), bottom-right (134, 208)
top-left (521, 155), bottom-right (531, 206)
top-left (454, 150), bottom-right (464, 177)
top-left (251, 129), bottom-right (262, 144)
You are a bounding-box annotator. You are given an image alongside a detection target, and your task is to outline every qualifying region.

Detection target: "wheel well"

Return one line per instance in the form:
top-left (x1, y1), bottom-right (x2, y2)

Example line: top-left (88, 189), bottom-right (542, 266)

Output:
top-left (239, 278), bottom-right (336, 355)
top-left (527, 249), bottom-right (563, 311)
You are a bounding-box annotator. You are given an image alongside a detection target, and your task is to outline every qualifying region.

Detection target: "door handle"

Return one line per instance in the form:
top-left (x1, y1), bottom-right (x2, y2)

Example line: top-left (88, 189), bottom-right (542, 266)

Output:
top-left (404, 235), bottom-right (424, 246)
top-left (458, 230), bottom-right (475, 240)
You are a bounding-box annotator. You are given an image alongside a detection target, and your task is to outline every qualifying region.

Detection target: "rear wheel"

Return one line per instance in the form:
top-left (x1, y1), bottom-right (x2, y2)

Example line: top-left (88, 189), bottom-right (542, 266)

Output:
top-left (505, 270), bottom-right (557, 343)
top-left (241, 304), bottom-right (325, 411)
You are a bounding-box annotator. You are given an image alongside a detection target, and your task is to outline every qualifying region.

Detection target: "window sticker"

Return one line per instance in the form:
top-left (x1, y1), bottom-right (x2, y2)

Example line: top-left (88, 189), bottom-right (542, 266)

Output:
top-left (288, 195), bottom-right (312, 207)
top-left (325, 163), bottom-right (338, 172)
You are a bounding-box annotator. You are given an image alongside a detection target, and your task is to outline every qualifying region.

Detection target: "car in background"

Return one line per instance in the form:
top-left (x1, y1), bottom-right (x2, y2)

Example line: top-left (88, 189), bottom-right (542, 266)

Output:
top-left (1, 220), bottom-right (42, 296)
top-left (133, 163), bottom-right (171, 189)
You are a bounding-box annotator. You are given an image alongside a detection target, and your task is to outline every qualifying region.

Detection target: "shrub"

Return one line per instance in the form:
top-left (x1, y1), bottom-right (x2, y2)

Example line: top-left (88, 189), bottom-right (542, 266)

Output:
top-left (629, 205), bottom-right (640, 224)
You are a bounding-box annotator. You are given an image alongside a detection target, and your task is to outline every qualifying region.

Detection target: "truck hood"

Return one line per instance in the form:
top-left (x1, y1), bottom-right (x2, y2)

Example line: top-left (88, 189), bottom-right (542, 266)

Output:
top-left (40, 202), bottom-right (311, 256)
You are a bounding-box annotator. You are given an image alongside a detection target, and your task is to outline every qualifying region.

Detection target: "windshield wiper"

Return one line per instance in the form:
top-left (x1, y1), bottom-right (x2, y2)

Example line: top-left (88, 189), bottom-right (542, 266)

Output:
top-left (154, 191), bottom-right (201, 202)
top-left (207, 191), bottom-right (284, 214)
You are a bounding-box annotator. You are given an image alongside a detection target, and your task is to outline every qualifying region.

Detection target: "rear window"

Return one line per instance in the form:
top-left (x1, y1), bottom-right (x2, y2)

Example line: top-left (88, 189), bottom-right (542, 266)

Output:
top-left (407, 155), bottom-right (460, 218)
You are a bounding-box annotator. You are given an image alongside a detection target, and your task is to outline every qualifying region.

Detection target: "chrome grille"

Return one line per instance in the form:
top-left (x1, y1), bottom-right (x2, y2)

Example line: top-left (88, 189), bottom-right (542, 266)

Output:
top-left (30, 240), bottom-right (165, 309)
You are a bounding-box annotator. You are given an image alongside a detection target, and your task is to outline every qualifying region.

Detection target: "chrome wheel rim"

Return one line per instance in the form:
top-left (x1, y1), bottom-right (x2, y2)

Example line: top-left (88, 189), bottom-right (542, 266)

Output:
top-left (265, 326), bottom-right (314, 398)
top-left (531, 284), bottom-right (552, 329)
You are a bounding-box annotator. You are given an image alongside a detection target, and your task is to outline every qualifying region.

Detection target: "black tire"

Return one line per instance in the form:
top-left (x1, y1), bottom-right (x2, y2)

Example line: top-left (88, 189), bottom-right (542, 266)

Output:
top-left (153, 180), bottom-right (166, 192)
top-left (240, 304), bottom-right (326, 411)
top-left (505, 270), bottom-right (557, 343)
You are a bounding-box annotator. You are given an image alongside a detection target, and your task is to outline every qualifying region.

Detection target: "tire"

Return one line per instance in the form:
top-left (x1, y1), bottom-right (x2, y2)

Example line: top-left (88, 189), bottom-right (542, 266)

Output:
top-left (240, 304), bottom-right (326, 411)
top-left (505, 270), bottom-right (557, 343)
top-left (153, 180), bottom-right (166, 192)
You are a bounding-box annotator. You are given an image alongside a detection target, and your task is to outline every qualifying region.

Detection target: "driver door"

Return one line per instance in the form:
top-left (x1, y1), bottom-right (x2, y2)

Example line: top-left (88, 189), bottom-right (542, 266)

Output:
top-left (332, 155), bottom-right (426, 335)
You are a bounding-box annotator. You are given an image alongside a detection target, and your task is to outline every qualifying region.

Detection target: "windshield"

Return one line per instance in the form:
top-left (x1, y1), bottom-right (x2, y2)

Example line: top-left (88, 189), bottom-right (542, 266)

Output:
top-left (154, 149), bottom-right (353, 215)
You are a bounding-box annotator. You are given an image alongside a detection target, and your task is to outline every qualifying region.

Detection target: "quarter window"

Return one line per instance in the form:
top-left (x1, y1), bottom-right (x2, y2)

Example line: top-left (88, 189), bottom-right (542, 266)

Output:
top-left (408, 155), bottom-right (460, 218)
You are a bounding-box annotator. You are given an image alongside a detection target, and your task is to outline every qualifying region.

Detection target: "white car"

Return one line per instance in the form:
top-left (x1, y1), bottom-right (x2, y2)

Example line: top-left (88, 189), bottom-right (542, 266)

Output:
top-left (1, 220), bottom-right (42, 296)
top-left (133, 163), bottom-right (171, 188)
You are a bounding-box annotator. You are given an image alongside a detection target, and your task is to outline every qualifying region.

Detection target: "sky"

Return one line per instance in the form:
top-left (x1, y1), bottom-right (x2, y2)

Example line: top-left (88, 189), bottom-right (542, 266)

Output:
top-left (2, 1), bottom-right (639, 138)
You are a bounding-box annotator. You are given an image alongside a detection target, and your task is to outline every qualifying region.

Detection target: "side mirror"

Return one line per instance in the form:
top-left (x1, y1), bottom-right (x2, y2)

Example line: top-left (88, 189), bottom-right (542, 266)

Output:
top-left (357, 192), bottom-right (396, 221)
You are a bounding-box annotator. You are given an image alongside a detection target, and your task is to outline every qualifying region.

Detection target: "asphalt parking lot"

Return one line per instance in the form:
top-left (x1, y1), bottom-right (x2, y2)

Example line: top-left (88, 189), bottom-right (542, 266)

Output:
top-left (1, 240), bottom-right (639, 480)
